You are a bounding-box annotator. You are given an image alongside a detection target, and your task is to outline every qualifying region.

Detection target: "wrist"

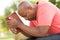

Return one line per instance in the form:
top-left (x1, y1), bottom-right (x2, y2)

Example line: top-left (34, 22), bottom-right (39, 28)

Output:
top-left (17, 22), bottom-right (24, 28)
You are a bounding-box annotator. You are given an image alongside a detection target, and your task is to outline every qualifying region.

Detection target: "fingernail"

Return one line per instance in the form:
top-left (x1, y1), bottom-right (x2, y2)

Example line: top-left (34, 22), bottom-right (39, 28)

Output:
top-left (9, 17), bottom-right (12, 19)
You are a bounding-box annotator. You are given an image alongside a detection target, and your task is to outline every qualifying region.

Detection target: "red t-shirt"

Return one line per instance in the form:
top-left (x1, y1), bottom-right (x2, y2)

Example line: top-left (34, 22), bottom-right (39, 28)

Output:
top-left (30, 2), bottom-right (60, 35)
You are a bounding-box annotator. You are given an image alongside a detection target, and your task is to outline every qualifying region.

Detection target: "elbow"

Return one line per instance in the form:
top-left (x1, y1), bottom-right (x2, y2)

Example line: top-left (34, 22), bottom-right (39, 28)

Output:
top-left (31, 32), bottom-right (48, 37)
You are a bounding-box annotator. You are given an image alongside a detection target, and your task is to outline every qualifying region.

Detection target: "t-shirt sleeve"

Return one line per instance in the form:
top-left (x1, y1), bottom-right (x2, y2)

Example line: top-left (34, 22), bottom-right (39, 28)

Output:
top-left (36, 2), bottom-right (57, 26)
top-left (30, 2), bottom-right (58, 27)
top-left (30, 21), bottom-right (35, 27)
top-left (30, 20), bottom-right (38, 27)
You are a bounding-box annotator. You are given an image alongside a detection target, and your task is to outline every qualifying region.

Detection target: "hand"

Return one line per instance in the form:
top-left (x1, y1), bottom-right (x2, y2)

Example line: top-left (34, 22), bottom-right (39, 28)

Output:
top-left (6, 17), bottom-right (21, 34)
top-left (9, 27), bottom-right (20, 34)
top-left (6, 17), bottom-right (20, 28)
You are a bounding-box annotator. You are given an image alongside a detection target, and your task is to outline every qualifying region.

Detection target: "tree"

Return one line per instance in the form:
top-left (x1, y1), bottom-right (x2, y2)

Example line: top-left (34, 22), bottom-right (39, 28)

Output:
top-left (4, 8), bottom-right (11, 17)
top-left (56, 1), bottom-right (60, 9)
top-left (0, 16), bottom-right (9, 32)
top-left (0, 2), bottom-right (17, 32)
top-left (10, 3), bottom-right (17, 11)
top-left (49, 0), bottom-right (56, 5)
top-left (49, 0), bottom-right (60, 9)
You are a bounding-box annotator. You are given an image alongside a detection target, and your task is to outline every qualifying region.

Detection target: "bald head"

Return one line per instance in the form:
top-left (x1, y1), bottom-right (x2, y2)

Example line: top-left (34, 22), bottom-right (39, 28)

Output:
top-left (18, 1), bottom-right (37, 21)
top-left (18, 1), bottom-right (35, 15)
top-left (19, 1), bottom-right (34, 8)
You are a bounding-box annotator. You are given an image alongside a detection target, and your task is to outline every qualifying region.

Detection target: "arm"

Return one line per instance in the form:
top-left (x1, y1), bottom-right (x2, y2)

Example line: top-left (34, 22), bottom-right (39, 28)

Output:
top-left (17, 23), bottom-right (50, 37)
top-left (6, 18), bottom-right (50, 37)
top-left (6, 16), bottom-right (50, 37)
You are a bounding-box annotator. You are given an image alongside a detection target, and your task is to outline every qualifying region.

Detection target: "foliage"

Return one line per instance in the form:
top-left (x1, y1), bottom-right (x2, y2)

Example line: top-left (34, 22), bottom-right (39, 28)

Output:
top-left (10, 3), bottom-right (17, 11)
top-left (49, 0), bottom-right (56, 4)
top-left (49, 0), bottom-right (60, 9)
top-left (4, 2), bottom-right (17, 17)
top-left (17, 0), bottom-right (36, 4)
top-left (0, 16), bottom-right (9, 32)
top-left (29, 0), bottom-right (36, 4)
top-left (4, 8), bottom-right (11, 17)
top-left (0, 2), bottom-right (17, 32)
top-left (56, 1), bottom-right (60, 9)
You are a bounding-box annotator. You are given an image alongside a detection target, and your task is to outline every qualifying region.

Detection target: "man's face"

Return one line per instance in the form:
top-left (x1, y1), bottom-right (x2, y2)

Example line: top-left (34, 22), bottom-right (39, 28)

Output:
top-left (18, 6), bottom-right (35, 21)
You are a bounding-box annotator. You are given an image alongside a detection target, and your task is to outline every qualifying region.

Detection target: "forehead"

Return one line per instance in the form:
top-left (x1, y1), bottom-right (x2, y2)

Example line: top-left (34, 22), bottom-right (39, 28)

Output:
top-left (18, 8), bottom-right (28, 17)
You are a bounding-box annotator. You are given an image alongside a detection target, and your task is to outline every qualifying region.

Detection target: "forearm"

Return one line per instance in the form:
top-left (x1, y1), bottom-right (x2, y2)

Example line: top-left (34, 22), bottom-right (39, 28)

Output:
top-left (17, 23), bottom-right (47, 37)
top-left (20, 29), bottom-right (33, 37)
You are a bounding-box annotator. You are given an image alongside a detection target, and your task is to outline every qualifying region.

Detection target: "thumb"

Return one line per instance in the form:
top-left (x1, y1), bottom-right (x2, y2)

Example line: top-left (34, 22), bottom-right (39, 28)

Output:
top-left (9, 16), bottom-right (14, 20)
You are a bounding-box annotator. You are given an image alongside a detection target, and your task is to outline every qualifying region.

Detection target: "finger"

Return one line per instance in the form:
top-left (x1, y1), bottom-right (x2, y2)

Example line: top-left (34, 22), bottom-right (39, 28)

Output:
top-left (8, 17), bottom-right (12, 19)
top-left (7, 23), bottom-right (13, 28)
top-left (6, 20), bottom-right (10, 23)
top-left (10, 28), bottom-right (18, 34)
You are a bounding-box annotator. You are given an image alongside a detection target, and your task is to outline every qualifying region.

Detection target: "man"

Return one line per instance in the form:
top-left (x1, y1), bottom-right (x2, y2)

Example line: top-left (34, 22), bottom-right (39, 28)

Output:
top-left (6, 1), bottom-right (60, 40)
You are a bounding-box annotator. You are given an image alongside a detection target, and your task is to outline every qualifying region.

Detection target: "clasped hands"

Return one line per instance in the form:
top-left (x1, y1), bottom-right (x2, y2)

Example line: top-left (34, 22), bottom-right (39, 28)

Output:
top-left (6, 17), bottom-right (23, 34)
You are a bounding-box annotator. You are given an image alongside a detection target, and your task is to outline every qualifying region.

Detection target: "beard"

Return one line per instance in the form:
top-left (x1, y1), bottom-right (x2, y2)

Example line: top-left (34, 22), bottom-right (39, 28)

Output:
top-left (28, 16), bottom-right (36, 21)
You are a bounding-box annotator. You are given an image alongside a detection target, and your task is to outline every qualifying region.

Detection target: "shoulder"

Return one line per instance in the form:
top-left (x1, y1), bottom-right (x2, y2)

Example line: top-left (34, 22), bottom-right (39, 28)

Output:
top-left (37, 2), bottom-right (59, 12)
top-left (38, 2), bottom-right (54, 6)
top-left (37, 2), bottom-right (57, 8)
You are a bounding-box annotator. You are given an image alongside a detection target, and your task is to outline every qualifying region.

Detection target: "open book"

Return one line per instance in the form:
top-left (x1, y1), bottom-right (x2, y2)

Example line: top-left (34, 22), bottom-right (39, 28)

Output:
top-left (6, 12), bottom-right (21, 34)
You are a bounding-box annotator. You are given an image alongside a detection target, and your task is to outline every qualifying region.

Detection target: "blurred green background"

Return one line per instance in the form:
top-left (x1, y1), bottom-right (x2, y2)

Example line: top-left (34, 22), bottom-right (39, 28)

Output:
top-left (0, 0), bottom-right (60, 40)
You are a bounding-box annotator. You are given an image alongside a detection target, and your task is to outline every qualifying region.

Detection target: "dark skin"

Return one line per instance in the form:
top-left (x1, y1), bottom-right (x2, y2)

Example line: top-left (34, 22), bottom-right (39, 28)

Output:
top-left (6, 1), bottom-right (50, 37)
